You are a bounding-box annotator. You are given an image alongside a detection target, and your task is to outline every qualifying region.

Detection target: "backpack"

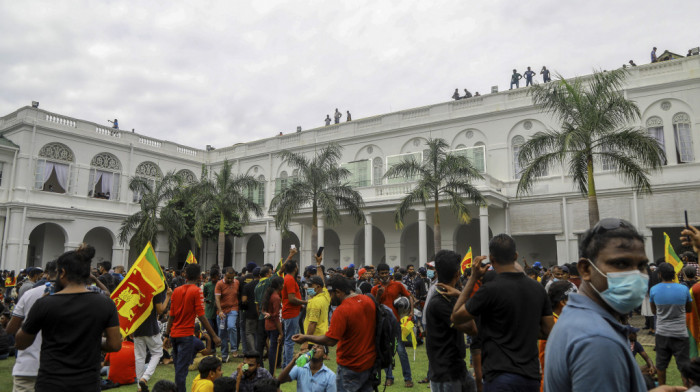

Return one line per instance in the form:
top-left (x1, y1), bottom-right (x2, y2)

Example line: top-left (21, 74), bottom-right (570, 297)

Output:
top-left (366, 293), bottom-right (399, 392)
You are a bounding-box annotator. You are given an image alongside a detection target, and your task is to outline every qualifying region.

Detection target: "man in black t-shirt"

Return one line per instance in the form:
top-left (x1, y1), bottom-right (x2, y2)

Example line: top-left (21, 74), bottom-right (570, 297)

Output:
top-left (98, 261), bottom-right (116, 293)
top-left (242, 268), bottom-right (260, 352)
top-left (452, 234), bottom-right (554, 392)
top-left (427, 250), bottom-right (477, 391)
top-left (133, 286), bottom-right (172, 391)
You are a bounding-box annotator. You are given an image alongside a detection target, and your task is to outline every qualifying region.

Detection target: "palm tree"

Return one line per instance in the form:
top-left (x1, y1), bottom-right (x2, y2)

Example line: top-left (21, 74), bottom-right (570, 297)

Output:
top-left (517, 68), bottom-right (666, 227)
top-left (193, 160), bottom-right (263, 266)
top-left (384, 138), bottom-right (487, 252)
top-left (269, 143), bottom-right (365, 253)
top-left (119, 172), bottom-right (187, 255)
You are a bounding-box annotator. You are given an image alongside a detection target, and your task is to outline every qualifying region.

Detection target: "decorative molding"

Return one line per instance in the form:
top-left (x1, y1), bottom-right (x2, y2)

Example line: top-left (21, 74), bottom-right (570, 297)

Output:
top-left (646, 116), bottom-right (663, 127)
top-left (673, 112), bottom-right (690, 123)
top-left (466, 130), bottom-right (474, 139)
top-left (177, 146), bottom-right (197, 156)
top-left (412, 139), bottom-right (421, 147)
top-left (177, 169), bottom-right (197, 184)
top-left (139, 137), bottom-right (162, 148)
top-left (38, 142), bottom-right (74, 162)
top-left (524, 120), bottom-right (533, 130)
top-left (357, 118), bottom-right (382, 129)
top-left (135, 161), bottom-right (162, 178)
top-left (91, 152), bottom-right (122, 170)
top-left (661, 101), bottom-right (672, 111)
top-left (45, 114), bottom-right (76, 128)
top-left (367, 146), bottom-right (373, 154)
top-left (400, 108), bottom-right (430, 120)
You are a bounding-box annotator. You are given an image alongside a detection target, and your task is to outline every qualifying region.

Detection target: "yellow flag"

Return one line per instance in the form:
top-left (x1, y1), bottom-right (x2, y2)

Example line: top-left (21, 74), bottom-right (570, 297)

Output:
top-left (400, 316), bottom-right (417, 350)
top-left (185, 251), bottom-right (198, 265)
top-left (664, 232), bottom-right (683, 283)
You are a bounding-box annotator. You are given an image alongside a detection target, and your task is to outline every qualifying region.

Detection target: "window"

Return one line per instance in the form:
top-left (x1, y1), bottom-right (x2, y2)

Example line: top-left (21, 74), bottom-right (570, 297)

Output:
top-left (0, 162), bottom-right (4, 187)
top-left (601, 144), bottom-right (613, 171)
top-left (133, 161), bottom-right (162, 202)
top-left (451, 144), bottom-right (486, 173)
top-left (89, 153), bottom-right (122, 200)
top-left (646, 116), bottom-right (666, 165)
top-left (372, 157), bottom-right (384, 186)
top-left (248, 176), bottom-right (266, 206)
top-left (341, 160), bottom-right (372, 187)
top-left (35, 142), bottom-right (75, 193)
top-left (386, 152), bottom-right (422, 184)
top-left (673, 112), bottom-right (694, 163)
top-left (177, 169), bottom-right (197, 185)
top-left (511, 136), bottom-right (525, 179)
top-left (275, 171), bottom-right (288, 195)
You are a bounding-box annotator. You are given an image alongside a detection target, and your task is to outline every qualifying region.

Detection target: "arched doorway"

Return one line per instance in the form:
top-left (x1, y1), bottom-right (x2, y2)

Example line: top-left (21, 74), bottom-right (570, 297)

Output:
top-left (353, 226), bottom-right (386, 267)
top-left (400, 222), bottom-right (435, 267)
top-left (246, 234), bottom-right (265, 267)
top-left (83, 227), bottom-right (115, 268)
top-left (281, 232), bottom-right (301, 256)
top-left (27, 223), bottom-right (67, 268)
top-left (453, 221), bottom-right (492, 258)
top-left (323, 229), bottom-right (341, 269)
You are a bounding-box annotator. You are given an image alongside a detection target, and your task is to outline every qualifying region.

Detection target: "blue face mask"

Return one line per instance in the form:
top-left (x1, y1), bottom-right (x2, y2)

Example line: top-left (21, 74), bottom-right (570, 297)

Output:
top-left (552, 278), bottom-right (560, 282)
top-left (588, 259), bottom-right (649, 314)
top-left (427, 270), bottom-right (435, 279)
top-left (306, 288), bottom-right (316, 298)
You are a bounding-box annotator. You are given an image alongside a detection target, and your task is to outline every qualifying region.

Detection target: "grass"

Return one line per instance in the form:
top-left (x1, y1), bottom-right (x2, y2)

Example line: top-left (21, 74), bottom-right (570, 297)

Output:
top-left (0, 343), bottom-right (683, 390)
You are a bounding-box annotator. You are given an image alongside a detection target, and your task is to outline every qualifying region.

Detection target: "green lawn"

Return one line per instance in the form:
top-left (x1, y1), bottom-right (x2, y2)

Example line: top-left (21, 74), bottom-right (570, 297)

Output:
top-left (0, 344), bottom-right (683, 390)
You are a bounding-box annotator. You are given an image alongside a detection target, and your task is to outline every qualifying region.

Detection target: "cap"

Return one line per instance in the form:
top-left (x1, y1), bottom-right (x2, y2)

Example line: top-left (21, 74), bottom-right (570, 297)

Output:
top-left (533, 261), bottom-right (542, 268)
top-left (306, 266), bottom-right (317, 275)
top-left (252, 267), bottom-right (261, 277)
top-left (418, 267), bottom-right (427, 276)
top-left (358, 268), bottom-right (367, 277)
top-left (560, 266), bottom-right (569, 273)
top-left (348, 263), bottom-right (355, 269)
top-left (246, 262), bottom-right (258, 272)
top-left (427, 261), bottom-right (435, 268)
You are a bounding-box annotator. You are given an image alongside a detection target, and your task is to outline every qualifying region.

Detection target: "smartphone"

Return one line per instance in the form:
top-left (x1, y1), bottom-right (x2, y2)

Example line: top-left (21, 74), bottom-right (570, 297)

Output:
top-left (481, 258), bottom-right (490, 266)
top-left (316, 246), bottom-right (324, 257)
top-left (290, 244), bottom-right (296, 250)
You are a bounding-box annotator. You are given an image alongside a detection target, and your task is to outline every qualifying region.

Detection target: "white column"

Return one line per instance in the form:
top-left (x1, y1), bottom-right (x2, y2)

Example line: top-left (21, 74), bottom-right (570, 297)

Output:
top-left (364, 213), bottom-right (373, 266)
top-left (318, 216), bottom-right (325, 248)
top-left (418, 208), bottom-right (427, 265)
top-left (479, 206), bottom-right (489, 257)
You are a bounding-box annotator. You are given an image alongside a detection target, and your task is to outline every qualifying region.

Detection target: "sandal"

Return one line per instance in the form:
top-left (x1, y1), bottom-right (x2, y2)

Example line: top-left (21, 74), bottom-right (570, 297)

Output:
top-left (417, 378), bottom-right (429, 384)
top-left (405, 381), bottom-right (414, 388)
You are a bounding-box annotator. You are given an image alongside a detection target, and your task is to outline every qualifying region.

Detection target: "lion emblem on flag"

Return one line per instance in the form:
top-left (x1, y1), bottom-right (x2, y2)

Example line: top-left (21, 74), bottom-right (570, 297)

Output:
top-left (114, 282), bottom-right (146, 321)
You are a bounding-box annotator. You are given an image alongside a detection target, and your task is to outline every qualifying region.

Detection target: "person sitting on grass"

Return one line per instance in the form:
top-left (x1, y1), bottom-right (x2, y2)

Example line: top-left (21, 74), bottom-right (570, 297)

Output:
top-left (628, 328), bottom-right (656, 375)
top-left (232, 351), bottom-right (273, 392)
top-left (682, 357), bottom-right (700, 391)
top-left (254, 378), bottom-right (282, 392)
top-left (213, 376), bottom-right (237, 392)
top-left (152, 380), bottom-right (177, 392)
top-left (192, 355), bottom-right (223, 392)
top-left (278, 344), bottom-right (336, 391)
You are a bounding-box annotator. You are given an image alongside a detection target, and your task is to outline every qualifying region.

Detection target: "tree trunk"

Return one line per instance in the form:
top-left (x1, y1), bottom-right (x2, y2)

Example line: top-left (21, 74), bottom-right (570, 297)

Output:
top-left (586, 155), bottom-right (600, 227)
top-left (433, 197), bottom-right (441, 253)
top-left (218, 213), bottom-right (225, 267)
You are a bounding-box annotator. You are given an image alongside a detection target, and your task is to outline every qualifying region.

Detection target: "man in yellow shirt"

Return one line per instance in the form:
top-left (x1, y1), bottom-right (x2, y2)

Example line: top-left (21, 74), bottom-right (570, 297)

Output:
top-left (191, 356), bottom-right (222, 392)
top-left (302, 255), bottom-right (330, 350)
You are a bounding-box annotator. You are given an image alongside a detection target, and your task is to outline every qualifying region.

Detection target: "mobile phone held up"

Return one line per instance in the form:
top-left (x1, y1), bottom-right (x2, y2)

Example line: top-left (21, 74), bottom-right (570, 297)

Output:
top-left (316, 246), bottom-right (325, 257)
top-left (290, 244), bottom-right (296, 250)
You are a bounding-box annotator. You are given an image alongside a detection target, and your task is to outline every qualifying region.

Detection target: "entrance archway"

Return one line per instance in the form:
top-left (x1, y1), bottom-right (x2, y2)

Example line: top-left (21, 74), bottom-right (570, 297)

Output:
top-left (454, 221), bottom-right (492, 258)
top-left (27, 223), bottom-right (67, 268)
top-left (353, 226), bottom-right (386, 266)
top-left (400, 222), bottom-right (434, 267)
top-left (323, 229), bottom-right (341, 269)
top-left (246, 234), bottom-right (265, 266)
top-left (281, 232), bottom-right (301, 256)
top-left (83, 227), bottom-right (115, 268)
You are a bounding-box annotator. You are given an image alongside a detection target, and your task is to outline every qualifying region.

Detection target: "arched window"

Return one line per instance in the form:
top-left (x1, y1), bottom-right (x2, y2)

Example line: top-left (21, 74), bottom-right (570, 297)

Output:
top-left (35, 142), bottom-right (75, 193)
top-left (177, 169), bottom-right (197, 185)
top-left (275, 171), bottom-right (288, 195)
top-left (373, 157), bottom-right (384, 185)
top-left (511, 136), bottom-right (525, 179)
top-left (88, 152), bottom-right (122, 200)
top-left (474, 142), bottom-right (486, 173)
top-left (673, 112), bottom-right (694, 163)
top-left (646, 116), bottom-right (666, 165)
top-left (133, 161), bottom-right (162, 202)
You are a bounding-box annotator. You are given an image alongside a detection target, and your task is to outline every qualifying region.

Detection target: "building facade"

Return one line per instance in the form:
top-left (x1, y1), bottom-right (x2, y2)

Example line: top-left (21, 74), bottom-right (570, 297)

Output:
top-left (0, 57), bottom-right (699, 272)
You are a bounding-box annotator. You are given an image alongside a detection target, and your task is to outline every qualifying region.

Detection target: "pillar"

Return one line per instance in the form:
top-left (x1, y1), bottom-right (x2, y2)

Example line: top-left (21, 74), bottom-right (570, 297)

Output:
top-left (318, 216), bottom-right (325, 249)
top-left (364, 213), bottom-right (373, 266)
top-left (479, 206), bottom-right (489, 258)
top-left (418, 208), bottom-right (427, 265)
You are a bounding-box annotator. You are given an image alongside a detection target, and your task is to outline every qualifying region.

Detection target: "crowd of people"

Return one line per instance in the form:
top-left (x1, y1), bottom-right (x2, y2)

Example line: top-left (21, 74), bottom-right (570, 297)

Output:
top-left (1, 220), bottom-right (700, 392)
top-left (324, 109), bottom-right (352, 126)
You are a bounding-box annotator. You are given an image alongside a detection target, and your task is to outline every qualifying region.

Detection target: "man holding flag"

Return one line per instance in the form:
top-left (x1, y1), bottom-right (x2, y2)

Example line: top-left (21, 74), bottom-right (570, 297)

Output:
top-left (133, 285), bottom-right (172, 392)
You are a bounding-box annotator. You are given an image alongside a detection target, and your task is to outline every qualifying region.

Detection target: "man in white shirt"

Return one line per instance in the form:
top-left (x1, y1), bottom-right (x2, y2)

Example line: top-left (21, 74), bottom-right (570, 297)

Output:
top-left (5, 261), bottom-right (56, 392)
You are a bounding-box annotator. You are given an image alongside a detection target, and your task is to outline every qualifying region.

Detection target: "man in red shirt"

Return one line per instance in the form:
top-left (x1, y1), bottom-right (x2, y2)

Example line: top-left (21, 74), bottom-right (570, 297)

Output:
top-left (281, 258), bottom-right (307, 367)
top-left (215, 267), bottom-right (241, 362)
top-left (165, 264), bottom-right (221, 392)
top-left (293, 275), bottom-right (376, 392)
top-left (371, 263), bottom-right (413, 387)
top-left (103, 339), bottom-right (136, 386)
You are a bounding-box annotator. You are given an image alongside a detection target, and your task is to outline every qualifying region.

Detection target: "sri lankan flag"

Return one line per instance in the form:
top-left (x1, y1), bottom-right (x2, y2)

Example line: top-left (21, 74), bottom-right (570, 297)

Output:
top-left (460, 247), bottom-right (472, 274)
top-left (111, 242), bottom-right (166, 337)
top-left (185, 251), bottom-right (198, 265)
top-left (274, 258), bottom-right (284, 277)
top-left (688, 285), bottom-right (700, 358)
top-left (664, 232), bottom-right (683, 283)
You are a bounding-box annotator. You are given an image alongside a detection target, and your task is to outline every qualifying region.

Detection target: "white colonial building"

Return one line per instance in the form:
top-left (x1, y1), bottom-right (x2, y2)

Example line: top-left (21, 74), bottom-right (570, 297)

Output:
top-left (0, 57), bottom-right (699, 272)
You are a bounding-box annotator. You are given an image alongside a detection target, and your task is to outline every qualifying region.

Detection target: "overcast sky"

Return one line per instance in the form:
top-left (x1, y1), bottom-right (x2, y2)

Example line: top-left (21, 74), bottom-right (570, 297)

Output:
top-left (1, 1), bottom-right (699, 149)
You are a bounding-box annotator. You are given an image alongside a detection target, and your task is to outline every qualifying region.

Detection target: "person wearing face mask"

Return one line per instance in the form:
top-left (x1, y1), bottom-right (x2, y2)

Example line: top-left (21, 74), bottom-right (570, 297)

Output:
top-left (301, 254), bottom-right (330, 351)
top-left (544, 218), bottom-right (684, 392)
top-left (650, 262), bottom-right (693, 386)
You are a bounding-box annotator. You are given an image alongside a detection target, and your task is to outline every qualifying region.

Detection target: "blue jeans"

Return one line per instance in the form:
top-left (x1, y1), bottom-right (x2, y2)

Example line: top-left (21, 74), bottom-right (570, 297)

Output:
top-left (483, 373), bottom-right (539, 392)
top-left (385, 339), bottom-right (412, 381)
top-left (172, 336), bottom-right (195, 392)
top-left (267, 330), bottom-right (281, 371)
top-left (282, 315), bottom-right (300, 367)
top-left (430, 373), bottom-right (476, 392)
top-left (218, 310), bottom-right (238, 359)
top-left (510, 80), bottom-right (519, 89)
top-left (337, 364), bottom-right (373, 392)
